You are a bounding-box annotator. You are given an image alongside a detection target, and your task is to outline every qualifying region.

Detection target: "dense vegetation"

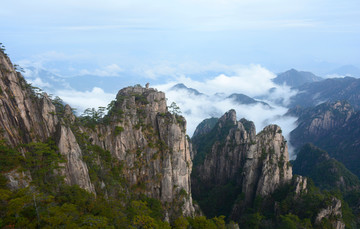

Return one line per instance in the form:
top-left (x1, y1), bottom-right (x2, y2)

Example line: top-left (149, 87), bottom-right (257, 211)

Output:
top-left (0, 140), bottom-right (228, 228)
top-left (292, 143), bottom-right (360, 192)
top-left (292, 143), bottom-right (360, 227)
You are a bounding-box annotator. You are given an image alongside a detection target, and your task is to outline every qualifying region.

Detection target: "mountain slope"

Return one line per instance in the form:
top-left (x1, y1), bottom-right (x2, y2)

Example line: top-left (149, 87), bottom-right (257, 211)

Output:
top-left (292, 143), bottom-right (360, 192)
top-left (227, 93), bottom-right (271, 108)
top-left (192, 117), bottom-right (218, 137)
top-left (170, 83), bottom-right (204, 96)
top-left (289, 77), bottom-right (360, 109)
top-left (289, 101), bottom-right (360, 178)
top-left (273, 68), bottom-right (323, 87)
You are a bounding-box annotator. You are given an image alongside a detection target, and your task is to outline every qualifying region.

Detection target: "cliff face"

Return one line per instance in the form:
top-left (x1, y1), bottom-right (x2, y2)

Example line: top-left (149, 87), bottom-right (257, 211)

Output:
top-left (0, 53), bottom-right (57, 146)
top-left (191, 110), bottom-right (292, 218)
top-left (0, 52), bottom-right (94, 193)
top-left (241, 124), bottom-right (292, 202)
top-left (0, 51), bottom-right (194, 218)
top-left (86, 86), bottom-right (195, 217)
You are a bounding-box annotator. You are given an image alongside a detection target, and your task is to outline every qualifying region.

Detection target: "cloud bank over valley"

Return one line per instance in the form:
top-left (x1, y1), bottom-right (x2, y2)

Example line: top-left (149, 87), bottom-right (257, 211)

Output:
top-left (22, 64), bottom-right (298, 157)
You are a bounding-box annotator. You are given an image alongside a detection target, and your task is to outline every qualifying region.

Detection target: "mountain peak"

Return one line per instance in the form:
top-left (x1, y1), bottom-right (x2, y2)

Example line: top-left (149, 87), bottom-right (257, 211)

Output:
top-left (170, 83), bottom-right (203, 96)
top-left (273, 68), bottom-right (323, 87)
top-left (219, 109), bottom-right (237, 125)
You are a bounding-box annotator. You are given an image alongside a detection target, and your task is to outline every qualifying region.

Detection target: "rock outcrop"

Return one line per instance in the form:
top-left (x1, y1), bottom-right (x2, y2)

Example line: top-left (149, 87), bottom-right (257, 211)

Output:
top-left (0, 51), bottom-right (95, 193)
top-left (315, 197), bottom-right (345, 229)
top-left (191, 110), bottom-right (292, 219)
top-left (85, 86), bottom-right (195, 217)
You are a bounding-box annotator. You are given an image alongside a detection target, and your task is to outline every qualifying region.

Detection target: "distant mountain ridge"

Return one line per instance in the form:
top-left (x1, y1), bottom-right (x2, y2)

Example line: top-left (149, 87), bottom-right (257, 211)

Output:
top-left (328, 65), bottom-right (360, 78)
top-left (227, 93), bottom-right (272, 108)
top-left (273, 68), bottom-right (323, 87)
top-left (170, 83), bottom-right (204, 96)
top-left (289, 76), bottom-right (360, 110)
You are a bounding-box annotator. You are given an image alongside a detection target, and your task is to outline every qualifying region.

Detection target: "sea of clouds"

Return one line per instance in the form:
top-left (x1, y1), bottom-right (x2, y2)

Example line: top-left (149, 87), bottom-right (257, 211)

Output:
top-left (154, 65), bottom-right (298, 158)
top-left (24, 64), bottom-right (299, 158)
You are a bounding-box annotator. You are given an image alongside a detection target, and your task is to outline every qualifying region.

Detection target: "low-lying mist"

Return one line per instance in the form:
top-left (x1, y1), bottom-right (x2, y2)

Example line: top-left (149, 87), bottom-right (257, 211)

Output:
top-left (155, 65), bottom-right (298, 159)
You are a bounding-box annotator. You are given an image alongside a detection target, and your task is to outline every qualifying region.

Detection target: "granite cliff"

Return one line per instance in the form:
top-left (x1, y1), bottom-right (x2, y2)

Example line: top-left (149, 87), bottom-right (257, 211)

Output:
top-left (191, 110), bottom-right (292, 218)
top-left (0, 50), bottom-right (194, 219)
top-left (191, 110), bottom-right (347, 228)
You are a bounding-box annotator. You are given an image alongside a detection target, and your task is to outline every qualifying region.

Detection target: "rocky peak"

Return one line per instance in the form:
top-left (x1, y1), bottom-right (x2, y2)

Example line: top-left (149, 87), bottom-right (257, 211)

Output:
top-left (191, 110), bottom-right (292, 219)
top-left (0, 51), bottom-right (58, 146)
top-left (192, 117), bottom-right (218, 137)
top-left (218, 109), bottom-right (237, 126)
top-left (0, 51), bottom-right (95, 194)
top-left (64, 104), bottom-right (76, 123)
top-left (79, 85), bottom-right (195, 218)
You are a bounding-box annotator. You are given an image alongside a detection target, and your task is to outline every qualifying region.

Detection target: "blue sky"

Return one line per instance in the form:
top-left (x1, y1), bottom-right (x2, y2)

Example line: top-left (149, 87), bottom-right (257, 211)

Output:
top-left (2, 0), bottom-right (360, 79)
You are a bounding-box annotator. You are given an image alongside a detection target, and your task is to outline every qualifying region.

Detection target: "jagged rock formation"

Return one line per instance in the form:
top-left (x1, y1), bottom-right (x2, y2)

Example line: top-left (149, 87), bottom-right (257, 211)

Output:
top-left (191, 109), bottom-right (292, 219)
top-left (0, 51), bottom-right (195, 218)
top-left (315, 198), bottom-right (345, 229)
top-left (293, 175), bottom-right (308, 197)
top-left (191, 110), bottom-right (350, 227)
top-left (0, 51), bottom-right (94, 193)
top-left (289, 101), bottom-right (360, 177)
top-left (0, 54), bottom-right (56, 146)
top-left (86, 86), bottom-right (195, 217)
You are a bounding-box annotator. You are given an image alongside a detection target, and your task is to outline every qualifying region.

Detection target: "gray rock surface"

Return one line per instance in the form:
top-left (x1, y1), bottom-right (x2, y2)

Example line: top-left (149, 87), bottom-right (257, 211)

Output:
top-left (0, 52), bottom-right (95, 193)
top-left (192, 110), bottom-right (292, 217)
top-left (315, 197), bottom-right (345, 229)
top-left (4, 169), bottom-right (32, 190)
top-left (0, 52), bottom-right (196, 218)
top-left (87, 86), bottom-right (195, 217)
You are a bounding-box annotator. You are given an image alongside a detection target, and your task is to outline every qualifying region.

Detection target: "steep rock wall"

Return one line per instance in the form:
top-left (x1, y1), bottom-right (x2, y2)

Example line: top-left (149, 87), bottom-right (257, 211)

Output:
top-left (191, 110), bottom-right (292, 218)
top-left (0, 52), bottom-right (94, 193)
top-left (86, 86), bottom-right (195, 217)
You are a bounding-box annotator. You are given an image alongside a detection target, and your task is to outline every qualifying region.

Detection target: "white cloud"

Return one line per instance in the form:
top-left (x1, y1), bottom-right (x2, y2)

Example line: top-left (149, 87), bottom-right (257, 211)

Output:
top-left (135, 61), bottom-right (240, 79)
top-left (79, 64), bottom-right (123, 77)
top-left (324, 74), bottom-right (346, 78)
top-left (56, 87), bottom-right (116, 114)
top-left (156, 64), bottom-right (277, 97)
top-left (154, 64), bottom-right (298, 157)
top-left (27, 77), bottom-right (52, 89)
